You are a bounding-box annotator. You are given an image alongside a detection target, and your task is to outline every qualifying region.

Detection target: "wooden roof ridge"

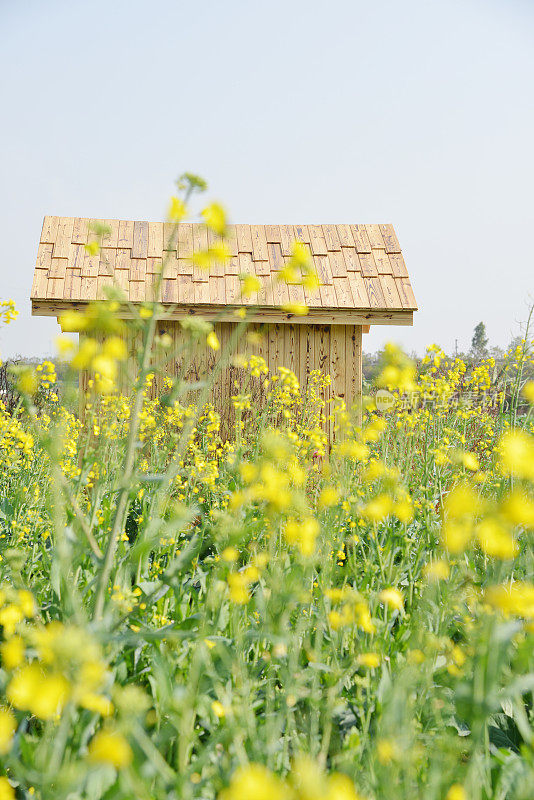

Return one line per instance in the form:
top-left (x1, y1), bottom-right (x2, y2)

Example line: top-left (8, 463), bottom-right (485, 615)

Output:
top-left (31, 216), bottom-right (417, 322)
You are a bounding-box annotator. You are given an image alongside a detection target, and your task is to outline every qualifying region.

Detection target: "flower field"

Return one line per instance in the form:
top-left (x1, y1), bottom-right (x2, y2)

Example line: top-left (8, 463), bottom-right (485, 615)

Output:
top-left (1, 217), bottom-right (534, 799)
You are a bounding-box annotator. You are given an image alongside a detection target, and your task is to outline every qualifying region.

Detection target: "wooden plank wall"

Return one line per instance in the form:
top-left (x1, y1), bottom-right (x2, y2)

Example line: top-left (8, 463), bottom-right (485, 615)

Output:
top-left (81, 322), bottom-right (363, 436)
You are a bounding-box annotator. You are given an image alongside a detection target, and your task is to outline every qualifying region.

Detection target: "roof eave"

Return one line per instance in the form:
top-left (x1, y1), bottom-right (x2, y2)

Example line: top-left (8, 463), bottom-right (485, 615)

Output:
top-left (31, 299), bottom-right (414, 326)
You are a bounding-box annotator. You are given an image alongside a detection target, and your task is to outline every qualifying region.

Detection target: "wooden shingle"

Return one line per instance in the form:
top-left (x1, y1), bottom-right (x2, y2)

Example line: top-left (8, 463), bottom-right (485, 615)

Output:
top-left (30, 216), bottom-right (417, 320)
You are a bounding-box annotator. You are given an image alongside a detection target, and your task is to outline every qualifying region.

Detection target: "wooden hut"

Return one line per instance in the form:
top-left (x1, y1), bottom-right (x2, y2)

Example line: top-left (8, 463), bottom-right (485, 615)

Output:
top-left (30, 217), bottom-right (417, 425)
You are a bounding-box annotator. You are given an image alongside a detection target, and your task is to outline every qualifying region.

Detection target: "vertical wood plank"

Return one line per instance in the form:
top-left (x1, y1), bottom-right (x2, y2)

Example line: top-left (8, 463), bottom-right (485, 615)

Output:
top-left (298, 324), bottom-right (315, 394)
top-left (297, 325), bottom-right (307, 394)
top-left (284, 324), bottom-right (297, 377)
top-left (329, 325), bottom-right (346, 441)
top-left (345, 325), bottom-right (359, 410)
top-left (329, 325), bottom-right (345, 401)
top-left (316, 325), bottom-right (331, 442)
top-left (267, 323), bottom-right (281, 378)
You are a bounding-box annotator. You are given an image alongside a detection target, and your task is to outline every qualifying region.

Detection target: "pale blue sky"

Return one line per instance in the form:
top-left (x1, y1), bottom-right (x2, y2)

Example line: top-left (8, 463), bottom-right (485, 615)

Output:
top-left (1, 0), bottom-right (533, 359)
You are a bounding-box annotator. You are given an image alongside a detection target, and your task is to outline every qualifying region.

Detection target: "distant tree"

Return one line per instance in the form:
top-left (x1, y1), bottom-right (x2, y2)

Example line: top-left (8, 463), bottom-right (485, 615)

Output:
top-left (506, 335), bottom-right (523, 356)
top-left (470, 322), bottom-right (489, 359)
top-left (489, 345), bottom-right (504, 365)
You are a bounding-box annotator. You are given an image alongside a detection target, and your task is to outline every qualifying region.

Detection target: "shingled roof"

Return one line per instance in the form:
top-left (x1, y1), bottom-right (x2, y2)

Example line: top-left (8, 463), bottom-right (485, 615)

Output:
top-left (31, 217), bottom-right (417, 324)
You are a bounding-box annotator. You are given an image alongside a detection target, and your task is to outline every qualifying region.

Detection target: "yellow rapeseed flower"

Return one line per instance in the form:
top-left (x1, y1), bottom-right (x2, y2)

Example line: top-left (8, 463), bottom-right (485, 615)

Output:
top-left (358, 652), bottom-right (380, 669)
top-left (291, 755), bottom-right (325, 800)
top-left (423, 559), bottom-right (450, 581)
top-left (0, 707), bottom-right (16, 755)
top-left (284, 517), bottom-right (319, 557)
top-left (7, 664), bottom-right (69, 720)
top-left (201, 202), bottom-right (227, 236)
top-left (0, 635), bottom-right (25, 669)
top-left (444, 484), bottom-right (483, 518)
top-left (290, 241), bottom-right (310, 267)
top-left (281, 302), bottom-right (309, 316)
top-left (318, 486), bottom-right (340, 509)
top-left (168, 196), bottom-right (187, 222)
top-left (103, 336), bottom-right (128, 360)
top-left (363, 494), bottom-right (392, 522)
top-left (55, 335), bottom-right (76, 356)
top-left (59, 310), bottom-right (87, 332)
top-left (460, 451), bottom-right (479, 471)
top-left (442, 520), bottom-right (472, 554)
top-left (499, 430), bottom-right (534, 481)
top-left (219, 764), bottom-right (286, 800)
top-left (227, 573), bottom-right (251, 605)
top-left (476, 518), bottom-right (518, 560)
top-left (16, 368), bottom-right (37, 396)
top-left (485, 582), bottom-right (534, 618)
top-left (446, 784), bottom-right (467, 800)
top-left (88, 729), bottom-right (133, 768)
top-left (394, 498), bottom-right (414, 523)
top-left (325, 772), bottom-right (363, 800)
top-left (0, 605), bottom-right (24, 637)
top-left (302, 271), bottom-right (321, 290)
top-left (31, 674), bottom-right (70, 720)
top-left (221, 546), bottom-right (239, 562)
top-left (522, 380), bottom-right (534, 403)
top-left (241, 274), bottom-right (261, 297)
top-left (501, 490), bottom-right (534, 528)
top-left (207, 331), bottom-right (220, 351)
top-left (211, 700), bottom-right (226, 718)
top-left (79, 692), bottom-right (114, 717)
top-left (91, 355), bottom-right (117, 382)
top-left (379, 587), bottom-right (404, 612)
top-left (17, 590), bottom-right (35, 617)
top-left (84, 240), bottom-right (100, 256)
top-left (377, 738), bottom-right (398, 764)
top-left (0, 777), bottom-right (14, 800)
top-left (328, 606), bottom-right (353, 631)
